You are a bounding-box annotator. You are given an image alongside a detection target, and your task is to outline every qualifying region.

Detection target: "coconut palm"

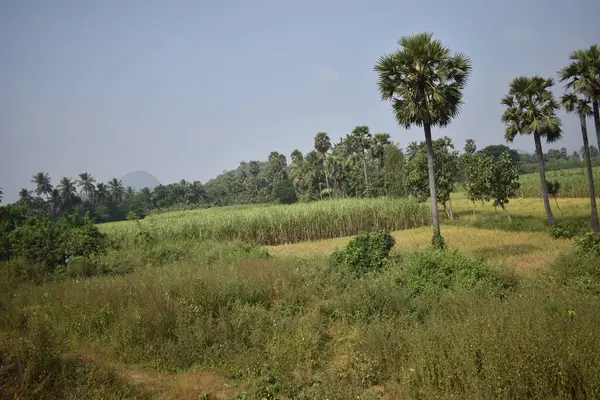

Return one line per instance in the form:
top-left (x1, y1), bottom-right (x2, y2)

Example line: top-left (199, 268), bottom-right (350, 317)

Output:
top-left (31, 172), bottom-right (53, 199)
top-left (501, 76), bottom-right (562, 226)
top-left (314, 132), bottom-right (332, 194)
top-left (49, 188), bottom-right (61, 215)
top-left (349, 126), bottom-right (372, 193)
top-left (57, 177), bottom-right (77, 205)
top-left (77, 172), bottom-right (96, 200)
top-left (559, 45), bottom-right (600, 150)
top-left (375, 32), bottom-right (471, 241)
top-left (561, 92), bottom-right (598, 232)
top-left (95, 183), bottom-right (108, 203)
top-left (108, 178), bottom-right (125, 202)
top-left (18, 188), bottom-right (33, 205)
top-left (125, 186), bottom-right (135, 200)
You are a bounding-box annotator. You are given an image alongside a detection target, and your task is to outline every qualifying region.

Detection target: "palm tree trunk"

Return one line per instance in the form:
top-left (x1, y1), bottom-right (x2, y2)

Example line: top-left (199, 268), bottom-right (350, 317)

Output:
top-left (424, 123), bottom-right (441, 235)
top-left (362, 150), bottom-right (369, 195)
top-left (581, 114), bottom-right (599, 233)
top-left (593, 99), bottom-right (600, 152)
top-left (534, 132), bottom-right (557, 226)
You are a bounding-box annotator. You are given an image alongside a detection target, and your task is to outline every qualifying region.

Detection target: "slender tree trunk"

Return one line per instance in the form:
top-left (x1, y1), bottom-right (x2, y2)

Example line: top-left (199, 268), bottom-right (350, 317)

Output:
top-left (424, 123), bottom-right (441, 236)
top-left (448, 193), bottom-right (454, 220)
top-left (534, 132), bottom-right (557, 226)
top-left (593, 99), bottom-right (600, 152)
top-left (499, 201), bottom-right (512, 221)
top-left (581, 115), bottom-right (599, 233)
top-left (362, 150), bottom-right (369, 196)
top-left (472, 200), bottom-right (476, 217)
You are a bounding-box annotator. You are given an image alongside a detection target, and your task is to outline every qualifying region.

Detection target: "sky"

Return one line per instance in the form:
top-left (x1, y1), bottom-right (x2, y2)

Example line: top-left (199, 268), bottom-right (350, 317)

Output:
top-left (1, 0), bottom-right (599, 202)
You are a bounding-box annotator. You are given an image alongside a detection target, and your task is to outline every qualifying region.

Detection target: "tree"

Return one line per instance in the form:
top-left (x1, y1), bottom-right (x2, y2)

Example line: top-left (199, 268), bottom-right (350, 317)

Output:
top-left (486, 152), bottom-right (521, 220)
top-left (95, 183), bottom-right (108, 203)
top-left (0, 187), bottom-right (3, 204)
top-left (77, 172), bottom-right (96, 200)
top-left (464, 139), bottom-right (477, 156)
top-left (348, 126), bottom-right (372, 194)
top-left (18, 188), bottom-right (33, 205)
top-left (559, 45), bottom-right (600, 151)
top-left (375, 32), bottom-right (471, 243)
top-left (479, 145), bottom-right (520, 164)
top-left (501, 76), bottom-right (562, 226)
top-left (406, 137), bottom-right (460, 219)
top-left (314, 132), bottom-right (332, 194)
top-left (381, 143), bottom-right (406, 197)
top-left (31, 172), bottom-right (53, 199)
top-left (108, 178), bottom-right (125, 202)
top-left (57, 177), bottom-right (77, 205)
top-left (561, 92), bottom-right (599, 232)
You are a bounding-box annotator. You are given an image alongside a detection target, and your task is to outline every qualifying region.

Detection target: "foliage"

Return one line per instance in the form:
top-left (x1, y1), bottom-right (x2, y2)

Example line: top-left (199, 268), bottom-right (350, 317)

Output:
top-left (330, 231), bottom-right (395, 275)
top-left (7, 213), bottom-right (108, 275)
top-left (550, 222), bottom-right (579, 239)
top-left (574, 232), bottom-right (600, 256)
top-left (517, 166), bottom-right (600, 197)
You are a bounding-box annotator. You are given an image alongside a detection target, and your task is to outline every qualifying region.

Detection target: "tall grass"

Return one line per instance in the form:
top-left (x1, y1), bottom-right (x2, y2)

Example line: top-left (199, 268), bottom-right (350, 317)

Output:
top-left (518, 166), bottom-right (600, 198)
top-left (100, 197), bottom-right (431, 245)
top-left (2, 239), bottom-right (600, 398)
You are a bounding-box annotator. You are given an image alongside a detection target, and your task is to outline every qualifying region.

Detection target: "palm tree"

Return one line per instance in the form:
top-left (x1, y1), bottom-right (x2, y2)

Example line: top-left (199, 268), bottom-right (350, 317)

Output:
top-left (57, 177), bottom-right (77, 205)
top-left (18, 188), bottom-right (33, 205)
top-left (375, 32), bottom-right (472, 241)
top-left (0, 187), bottom-right (3, 203)
top-left (561, 92), bottom-right (598, 232)
top-left (559, 45), bottom-right (600, 150)
top-left (77, 172), bottom-right (96, 200)
top-left (108, 178), bottom-right (125, 202)
top-left (95, 183), bottom-right (108, 203)
top-left (49, 188), bottom-right (61, 215)
top-left (314, 132), bottom-right (332, 194)
top-left (31, 172), bottom-right (53, 199)
top-left (125, 186), bottom-right (135, 200)
top-left (501, 76), bottom-right (562, 226)
top-left (349, 126), bottom-right (372, 193)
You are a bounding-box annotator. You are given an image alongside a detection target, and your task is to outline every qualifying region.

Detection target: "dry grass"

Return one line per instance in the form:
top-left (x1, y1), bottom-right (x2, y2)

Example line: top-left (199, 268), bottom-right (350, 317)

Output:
top-left (267, 225), bottom-right (573, 272)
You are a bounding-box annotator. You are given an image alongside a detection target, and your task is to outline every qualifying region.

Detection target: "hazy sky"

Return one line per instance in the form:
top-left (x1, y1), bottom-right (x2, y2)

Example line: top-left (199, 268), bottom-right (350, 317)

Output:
top-left (1, 0), bottom-right (599, 202)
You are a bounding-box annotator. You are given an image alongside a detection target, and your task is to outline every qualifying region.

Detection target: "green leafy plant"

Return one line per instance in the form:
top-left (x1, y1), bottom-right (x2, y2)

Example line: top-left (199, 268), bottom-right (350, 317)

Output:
top-left (330, 231), bottom-right (396, 276)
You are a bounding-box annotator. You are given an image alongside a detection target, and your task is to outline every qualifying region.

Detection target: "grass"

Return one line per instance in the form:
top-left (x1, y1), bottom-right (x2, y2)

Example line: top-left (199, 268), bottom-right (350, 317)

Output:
top-left (100, 197), bottom-right (430, 246)
top-left (1, 237), bottom-right (600, 399)
top-left (517, 166), bottom-right (600, 198)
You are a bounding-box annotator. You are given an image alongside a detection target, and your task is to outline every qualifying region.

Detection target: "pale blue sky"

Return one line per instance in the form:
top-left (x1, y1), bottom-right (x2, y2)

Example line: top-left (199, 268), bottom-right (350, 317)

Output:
top-left (1, 0), bottom-right (599, 202)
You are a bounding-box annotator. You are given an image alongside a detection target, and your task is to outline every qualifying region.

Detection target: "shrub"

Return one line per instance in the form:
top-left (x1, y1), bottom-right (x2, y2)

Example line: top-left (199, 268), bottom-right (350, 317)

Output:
top-left (397, 250), bottom-right (516, 297)
top-left (8, 213), bottom-right (109, 275)
top-left (330, 231), bottom-right (395, 276)
top-left (575, 232), bottom-right (600, 256)
top-left (550, 222), bottom-right (578, 239)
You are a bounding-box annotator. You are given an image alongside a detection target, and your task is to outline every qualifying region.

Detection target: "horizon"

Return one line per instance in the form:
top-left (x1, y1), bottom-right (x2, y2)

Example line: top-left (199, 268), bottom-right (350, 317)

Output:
top-left (1, 0), bottom-right (599, 202)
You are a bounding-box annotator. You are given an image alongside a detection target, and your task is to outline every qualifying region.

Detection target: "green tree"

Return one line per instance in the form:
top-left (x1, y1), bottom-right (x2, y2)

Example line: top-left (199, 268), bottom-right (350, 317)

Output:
top-left (479, 144), bottom-right (520, 164)
top-left (559, 45), bottom-right (600, 150)
top-left (381, 143), bottom-right (406, 197)
top-left (18, 188), bottom-right (33, 205)
top-left (108, 178), bottom-right (125, 202)
top-left (348, 126), bottom-right (373, 194)
top-left (77, 172), bottom-right (96, 200)
top-left (375, 32), bottom-right (471, 243)
top-left (561, 92), bottom-right (599, 232)
top-left (57, 177), bottom-right (77, 205)
top-left (0, 187), bottom-right (3, 204)
top-left (406, 137), bottom-right (460, 219)
top-left (31, 172), bottom-right (53, 199)
top-left (95, 183), bottom-right (108, 203)
top-left (501, 76), bottom-right (562, 226)
top-left (314, 132), bottom-right (332, 194)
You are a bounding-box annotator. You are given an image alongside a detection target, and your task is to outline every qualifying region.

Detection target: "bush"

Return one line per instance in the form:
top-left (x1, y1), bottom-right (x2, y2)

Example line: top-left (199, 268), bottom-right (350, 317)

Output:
top-left (550, 222), bottom-right (578, 239)
top-left (8, 213), bottom-right (109, 275)
top-left (397, 250), bottom-right (516, 297)
top-left (575, 232), bottom-right (600, 256)
top-left (330, 231), bottom-right (395, 276)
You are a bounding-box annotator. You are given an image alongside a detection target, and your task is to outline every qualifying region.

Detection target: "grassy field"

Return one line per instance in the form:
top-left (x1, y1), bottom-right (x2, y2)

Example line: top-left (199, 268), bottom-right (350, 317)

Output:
top-left (517, 166), bottom-right (600, 198)
top-left (2, 195), bottom-right (600, 399)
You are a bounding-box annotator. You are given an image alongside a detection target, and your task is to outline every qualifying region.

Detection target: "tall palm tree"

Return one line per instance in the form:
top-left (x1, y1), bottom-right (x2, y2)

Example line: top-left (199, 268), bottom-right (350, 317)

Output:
top-left (31, 172), bottom-right (53, 199)
top-left (108, 178), bottom-right (125, 202)
top-left (49, 188), bottom-right (61, 215)
top-left (349, 126), bottom-right (372, 193)
top-left (375, 32), bottom-right (472, 241)
top-left (559, 45), bottom-right (600, 150)
top-left (561, 92), bottom-right (598, 232)
top-left (57, 177), bottom-right (77, 205)
top-left (314, 132), bottom-right (332, 194)
top-left (501, 76), bottom-right (562, 226)
top-left (125, 186), bottom-right (135, 200)
top-left (95, 183), bottom-right (108, 203)
top-left (77, 172), bottom-right (96, 200)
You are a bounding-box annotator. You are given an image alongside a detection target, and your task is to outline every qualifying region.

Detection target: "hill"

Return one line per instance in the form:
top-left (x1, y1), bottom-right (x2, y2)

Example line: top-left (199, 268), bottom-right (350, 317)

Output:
top-left (120, 171), bottom-right (160, 190)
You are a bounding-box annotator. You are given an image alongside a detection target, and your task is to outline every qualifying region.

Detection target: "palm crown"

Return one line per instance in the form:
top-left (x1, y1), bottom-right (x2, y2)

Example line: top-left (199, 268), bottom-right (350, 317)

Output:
top-left (559, 45), bottom-right (600, 99)
top-left (375, 32), bottom-right (471, 128)
top-left (501, 76), bottom-right (562, 143)
top-left (31, 172), bottom-right (53, 198)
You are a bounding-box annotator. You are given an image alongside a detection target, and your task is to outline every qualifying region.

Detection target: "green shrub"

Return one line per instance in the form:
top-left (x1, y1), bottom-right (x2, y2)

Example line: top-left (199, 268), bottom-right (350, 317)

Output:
top-left (330, 231), bottom-right (395, 276)
top-left (550, 222), bottom-right (578, 239)
top-left (575, 232), bottom-right (600, 256)
top-left (397, 250), bottom-right (516, 297)
top-left (8, 214), bottom-right (108, 276)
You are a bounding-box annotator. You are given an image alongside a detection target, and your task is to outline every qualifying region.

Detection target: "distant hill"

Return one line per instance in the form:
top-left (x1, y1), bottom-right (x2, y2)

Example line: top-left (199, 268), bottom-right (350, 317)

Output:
top-left (120, 171), bottom-right (161, 190)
